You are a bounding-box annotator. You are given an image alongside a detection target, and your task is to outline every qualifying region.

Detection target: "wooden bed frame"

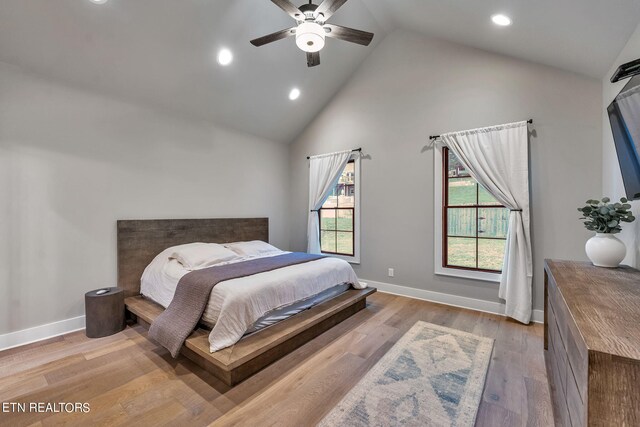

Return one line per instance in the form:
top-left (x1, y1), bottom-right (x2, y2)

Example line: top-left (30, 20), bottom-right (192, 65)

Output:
top-left (117, 218), bottom-right (376, 386)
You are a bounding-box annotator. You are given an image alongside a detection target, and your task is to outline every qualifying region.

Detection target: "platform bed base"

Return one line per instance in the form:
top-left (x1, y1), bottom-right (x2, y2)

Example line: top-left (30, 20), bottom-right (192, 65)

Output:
top-left (125, 287), bottom-right (376, 386)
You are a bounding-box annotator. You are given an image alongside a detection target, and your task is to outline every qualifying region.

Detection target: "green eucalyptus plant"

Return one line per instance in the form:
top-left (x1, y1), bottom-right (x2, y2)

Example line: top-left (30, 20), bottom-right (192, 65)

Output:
top-left (578, 197), bottom-right (635, 234)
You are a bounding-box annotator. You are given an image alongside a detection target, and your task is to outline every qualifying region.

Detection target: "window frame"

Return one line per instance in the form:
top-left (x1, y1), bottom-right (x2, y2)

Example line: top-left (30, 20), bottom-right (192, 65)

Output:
top-left (319, 154), bottom-right (361, 264)
top-left (434, 143), bottom-right (503, 283)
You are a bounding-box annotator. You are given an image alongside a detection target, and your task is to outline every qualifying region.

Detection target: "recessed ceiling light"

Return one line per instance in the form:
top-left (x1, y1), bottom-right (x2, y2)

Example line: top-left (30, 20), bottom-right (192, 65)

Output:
top-left (491, 14), bottom-right (512, 26)
top-left (289, 88), bottom-right (301, 101)
top-left (217, 48), bottom-right (233, 66)
top-left (90, 0), bottom-right (108, 4)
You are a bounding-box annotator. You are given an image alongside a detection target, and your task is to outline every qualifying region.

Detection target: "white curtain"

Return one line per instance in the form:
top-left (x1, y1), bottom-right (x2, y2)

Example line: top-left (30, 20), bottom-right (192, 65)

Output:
top-left (307, 150), bottom-right (353, 254)
top-left (441, 121), bottom-right (532, 324)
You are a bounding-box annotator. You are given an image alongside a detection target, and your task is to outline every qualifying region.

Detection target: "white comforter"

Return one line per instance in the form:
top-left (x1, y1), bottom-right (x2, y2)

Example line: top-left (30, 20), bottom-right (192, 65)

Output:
top-left (141, 249), bottom-right (363, 352)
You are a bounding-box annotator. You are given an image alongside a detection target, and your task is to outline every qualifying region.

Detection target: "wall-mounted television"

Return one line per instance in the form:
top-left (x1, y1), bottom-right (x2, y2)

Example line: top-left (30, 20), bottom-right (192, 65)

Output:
top-left (608, 74), bottom-right (640, 200)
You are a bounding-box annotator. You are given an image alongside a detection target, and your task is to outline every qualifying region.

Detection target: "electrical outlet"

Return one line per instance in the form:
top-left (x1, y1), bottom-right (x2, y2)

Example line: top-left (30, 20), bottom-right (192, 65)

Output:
top-left (388, 268), bottom-right (394, 277)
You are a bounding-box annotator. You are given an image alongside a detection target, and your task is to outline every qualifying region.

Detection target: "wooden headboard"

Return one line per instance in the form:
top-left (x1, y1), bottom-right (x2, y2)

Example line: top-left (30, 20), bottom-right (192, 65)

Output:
top-left (117, 218), bottom-right (269, 297)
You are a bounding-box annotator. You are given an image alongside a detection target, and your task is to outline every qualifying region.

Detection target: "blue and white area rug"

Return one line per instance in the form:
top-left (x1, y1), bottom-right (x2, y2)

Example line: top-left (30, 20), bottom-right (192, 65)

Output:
top-left (319, 321), bottom-right (494, 427)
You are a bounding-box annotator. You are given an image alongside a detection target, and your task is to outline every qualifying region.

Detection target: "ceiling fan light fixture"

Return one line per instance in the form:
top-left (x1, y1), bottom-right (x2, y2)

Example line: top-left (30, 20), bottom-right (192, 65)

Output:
top-left (295, 22), bottom-right (325, 53)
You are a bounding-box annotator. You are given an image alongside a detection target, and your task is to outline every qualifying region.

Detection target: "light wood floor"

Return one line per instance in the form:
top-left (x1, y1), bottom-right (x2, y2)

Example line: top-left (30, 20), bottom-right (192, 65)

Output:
top-left (0, 293), bottom-right (553, 426)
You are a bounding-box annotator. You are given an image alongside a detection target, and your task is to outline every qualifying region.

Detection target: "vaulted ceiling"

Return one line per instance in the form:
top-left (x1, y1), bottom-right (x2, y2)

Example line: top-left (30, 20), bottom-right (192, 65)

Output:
top-left (1, 0), bottom-right (639, 143)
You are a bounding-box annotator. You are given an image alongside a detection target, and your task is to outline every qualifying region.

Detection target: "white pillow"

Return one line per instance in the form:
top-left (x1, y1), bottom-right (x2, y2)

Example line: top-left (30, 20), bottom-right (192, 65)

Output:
top-left (169, 243), bottom-right (239, 270)
top-left (224, 240), bottom-right (282, 258)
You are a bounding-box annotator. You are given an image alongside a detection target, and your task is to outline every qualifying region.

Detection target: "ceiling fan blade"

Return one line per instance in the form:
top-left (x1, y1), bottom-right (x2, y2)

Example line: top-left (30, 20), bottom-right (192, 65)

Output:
top-left (250, 27), bottom-right (296, 47)
top-left (314, 0), bottom-right (349, 21)
top-left (324, 24), bottom-right (374, 46)
top-left (270, 0), bottom-right (304, 20)
top-left (307, 52), bottom-right (320, 67)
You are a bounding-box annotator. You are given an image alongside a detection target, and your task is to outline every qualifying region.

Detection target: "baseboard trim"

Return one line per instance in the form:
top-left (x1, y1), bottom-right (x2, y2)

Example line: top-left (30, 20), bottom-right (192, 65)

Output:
top-left (362, 279), bottom-right (544, 324)
top-left (0, 315), bottom-right (86, 352)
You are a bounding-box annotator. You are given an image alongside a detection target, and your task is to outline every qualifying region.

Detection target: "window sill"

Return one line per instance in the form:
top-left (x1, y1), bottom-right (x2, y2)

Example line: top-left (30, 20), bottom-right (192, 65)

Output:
top-left (435, 266), bottom-right (501, 283)
top-left (324, 253), bottom-right (360, 265)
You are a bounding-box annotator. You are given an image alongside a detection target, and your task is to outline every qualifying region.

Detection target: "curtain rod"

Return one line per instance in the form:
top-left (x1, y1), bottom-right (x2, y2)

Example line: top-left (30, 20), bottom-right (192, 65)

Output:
top-left (306, 148), bottom-right (362, 160)
top-left (429, 119), bottom-right (533, 141)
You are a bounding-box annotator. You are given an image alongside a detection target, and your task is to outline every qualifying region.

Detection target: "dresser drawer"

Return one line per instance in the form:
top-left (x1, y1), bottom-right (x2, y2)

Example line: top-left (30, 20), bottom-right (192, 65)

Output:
top-left (566, 368), bottom-right (586, 427)
top-left (548, 298), bottom-right (556, 342)
top-left (549, 273), bottom-right (588, 402)
top-left (547, 275), bottom-right (569, 347)
top-left (553, 335), bottom-right (568, 394)
top-left (547, 300), bottom-right (558, 360)
top-left (548, 346), bottom-right (571, 427)
top-left (565, 317), bottom-right (587, 403)
top-left (548, 302), bottom-right (568, 391)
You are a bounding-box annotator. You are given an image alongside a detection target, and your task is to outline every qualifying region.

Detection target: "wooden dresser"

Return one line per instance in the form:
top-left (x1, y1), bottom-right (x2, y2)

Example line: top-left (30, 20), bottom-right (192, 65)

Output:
top-left (544, 260), bottom-right (640, 426)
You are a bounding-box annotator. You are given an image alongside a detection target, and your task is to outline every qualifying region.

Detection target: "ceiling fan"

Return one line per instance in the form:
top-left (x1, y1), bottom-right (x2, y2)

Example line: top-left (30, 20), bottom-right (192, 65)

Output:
top-left (250, 0), bottom-right (374, 67)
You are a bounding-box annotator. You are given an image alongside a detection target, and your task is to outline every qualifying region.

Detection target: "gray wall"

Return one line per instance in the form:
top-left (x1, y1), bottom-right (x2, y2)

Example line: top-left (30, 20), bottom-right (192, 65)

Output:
top-left (0, 62), bottom-right (290, 335)
top-left (602, 23), bottom-right (640, 268)
top-left (289, 30), bottom-right (603, 313)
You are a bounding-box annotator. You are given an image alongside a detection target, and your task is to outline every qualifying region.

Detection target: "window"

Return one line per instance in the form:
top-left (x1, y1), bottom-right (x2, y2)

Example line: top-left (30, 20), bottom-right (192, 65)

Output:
top-left (435, 146), bottom-right (509, 281)
top-left (319, 157), bottom-right (360, 263)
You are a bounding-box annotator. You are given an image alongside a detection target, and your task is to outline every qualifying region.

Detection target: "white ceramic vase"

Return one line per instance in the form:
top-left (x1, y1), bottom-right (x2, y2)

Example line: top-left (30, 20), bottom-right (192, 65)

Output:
top-left (585, 233), bottom-right (626, 268)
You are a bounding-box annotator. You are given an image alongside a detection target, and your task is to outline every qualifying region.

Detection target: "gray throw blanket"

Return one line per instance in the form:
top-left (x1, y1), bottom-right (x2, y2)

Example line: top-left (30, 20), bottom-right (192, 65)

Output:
top-left (148, 252), bottom-right (325, 357)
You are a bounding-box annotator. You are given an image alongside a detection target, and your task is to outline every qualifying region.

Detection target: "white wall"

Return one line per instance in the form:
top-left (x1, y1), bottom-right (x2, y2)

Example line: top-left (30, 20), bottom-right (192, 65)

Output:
top-left (0, 62), bottom-right (290, 336)
top-left (603, 23), bottom-right (640, 268)
top-left (289, 30), bottom-right (603, 314)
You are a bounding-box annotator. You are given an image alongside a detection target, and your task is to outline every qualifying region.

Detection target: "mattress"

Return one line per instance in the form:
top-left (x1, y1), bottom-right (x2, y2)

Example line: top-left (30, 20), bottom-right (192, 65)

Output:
top-left (141, 248), bottom-right (363, 352)
top-left (242, 283), bottom-right (351, 335)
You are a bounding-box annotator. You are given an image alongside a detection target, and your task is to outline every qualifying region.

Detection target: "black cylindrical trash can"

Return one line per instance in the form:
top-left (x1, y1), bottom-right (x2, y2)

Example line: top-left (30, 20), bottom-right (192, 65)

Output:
top-left (85, 287), bottom-right (125, 338)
